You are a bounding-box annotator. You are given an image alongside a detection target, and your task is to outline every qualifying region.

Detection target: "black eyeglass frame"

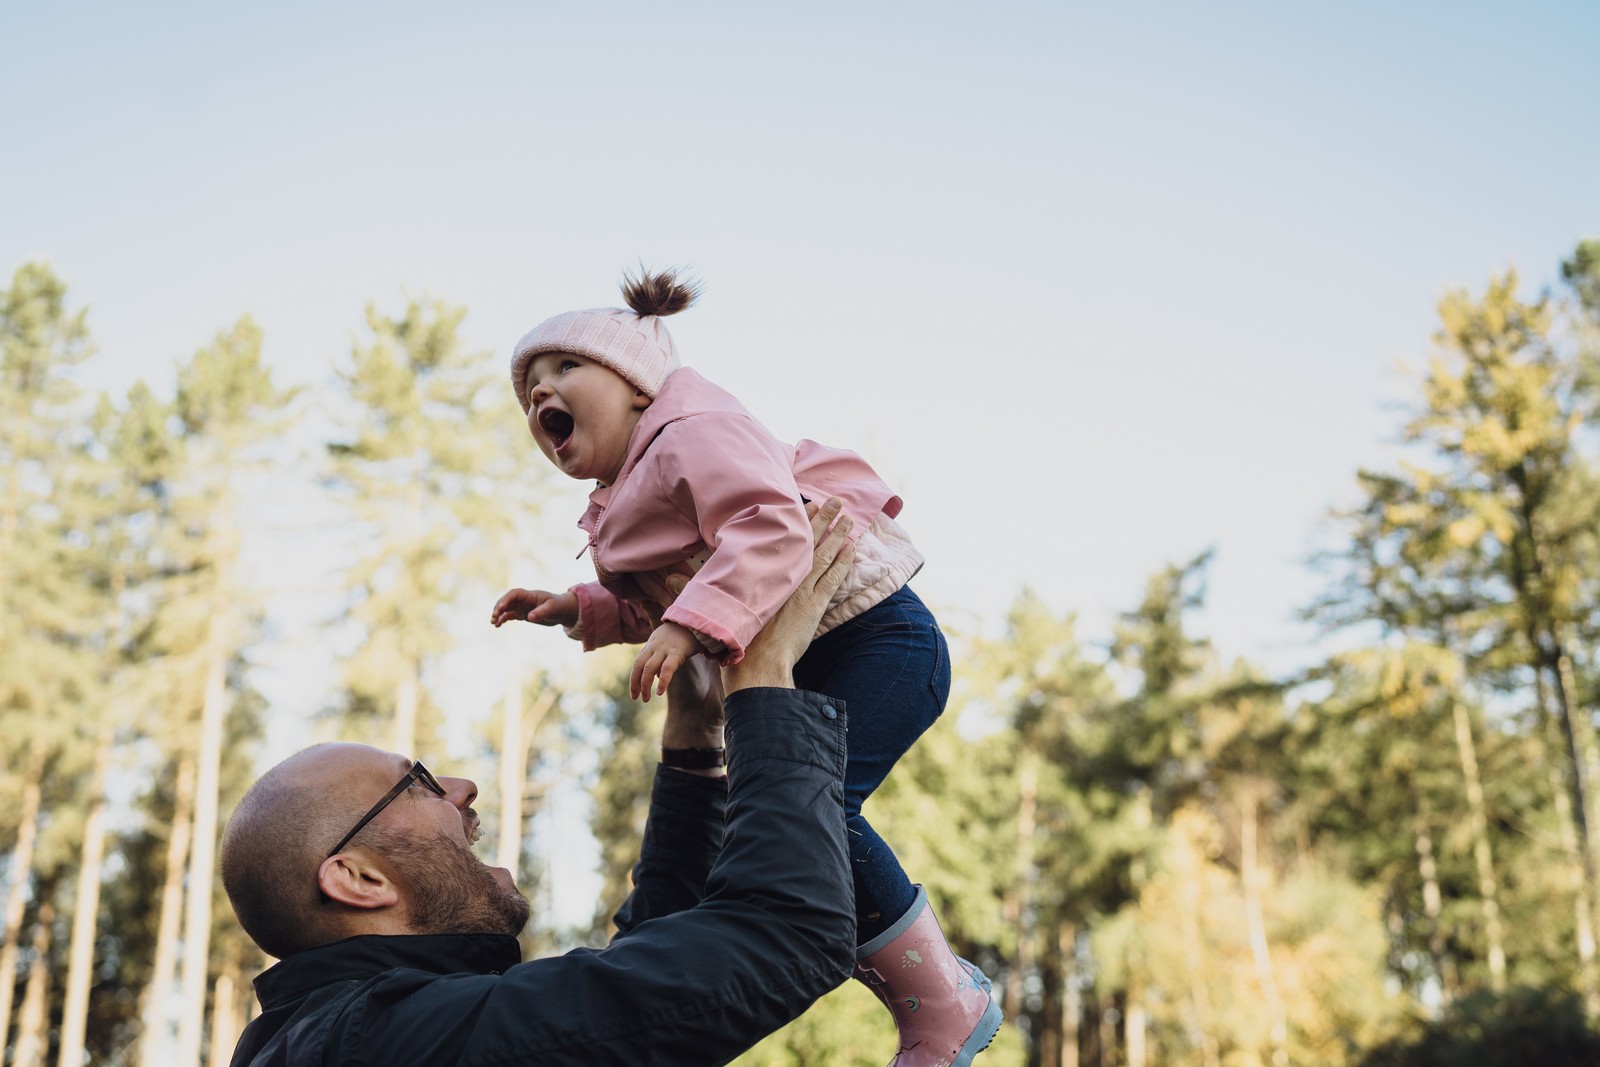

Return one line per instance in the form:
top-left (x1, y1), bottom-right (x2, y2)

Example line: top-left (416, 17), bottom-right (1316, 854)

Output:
top-left (325, 760), bottom-right (447, 859)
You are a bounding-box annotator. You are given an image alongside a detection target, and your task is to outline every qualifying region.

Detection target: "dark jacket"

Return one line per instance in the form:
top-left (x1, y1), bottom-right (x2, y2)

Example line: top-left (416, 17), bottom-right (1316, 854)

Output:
top-left (230, 688), bottom-right (854, 1066)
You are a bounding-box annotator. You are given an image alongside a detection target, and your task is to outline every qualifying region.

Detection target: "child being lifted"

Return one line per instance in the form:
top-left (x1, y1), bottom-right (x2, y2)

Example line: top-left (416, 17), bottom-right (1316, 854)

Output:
top-left (491, 268), bottom-right (1001, 1067)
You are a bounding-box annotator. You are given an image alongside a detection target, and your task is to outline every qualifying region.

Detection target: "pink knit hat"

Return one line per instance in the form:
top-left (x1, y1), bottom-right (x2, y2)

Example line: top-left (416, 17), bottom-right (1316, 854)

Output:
top-left (510, 306), bottom-right (681, 413)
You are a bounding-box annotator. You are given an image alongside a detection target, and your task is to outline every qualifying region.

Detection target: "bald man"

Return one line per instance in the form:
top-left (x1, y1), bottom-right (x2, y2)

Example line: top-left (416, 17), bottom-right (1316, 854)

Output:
top-left (222, 504), bottom-right (860, 1067)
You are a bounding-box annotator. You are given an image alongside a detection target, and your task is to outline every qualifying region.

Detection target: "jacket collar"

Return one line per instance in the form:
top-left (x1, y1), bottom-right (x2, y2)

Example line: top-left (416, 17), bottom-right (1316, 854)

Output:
top-left (253, 933), bottom-right (522, 1009)
top-left (585, 367), bottom-right (752, 515)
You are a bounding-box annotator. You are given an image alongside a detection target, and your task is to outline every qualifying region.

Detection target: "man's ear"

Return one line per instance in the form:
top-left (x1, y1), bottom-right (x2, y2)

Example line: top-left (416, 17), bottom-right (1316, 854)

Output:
top-left (318, 852), bottom-right (400, 911)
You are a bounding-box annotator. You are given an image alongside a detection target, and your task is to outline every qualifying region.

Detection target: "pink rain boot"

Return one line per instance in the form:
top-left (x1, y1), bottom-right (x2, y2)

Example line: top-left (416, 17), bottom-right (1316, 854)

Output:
top-left (853, 886), bottom-right (1003, 1067)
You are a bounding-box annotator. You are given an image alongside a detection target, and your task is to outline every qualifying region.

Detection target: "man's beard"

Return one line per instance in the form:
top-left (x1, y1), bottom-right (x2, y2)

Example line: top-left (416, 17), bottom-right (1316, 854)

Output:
top-left (372, 826), bottom-right (531, 937)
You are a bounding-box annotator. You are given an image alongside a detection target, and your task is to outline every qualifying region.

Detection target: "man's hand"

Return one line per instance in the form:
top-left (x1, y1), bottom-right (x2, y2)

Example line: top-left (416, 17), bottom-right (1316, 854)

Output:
top-left (491, 588), bottom-right (579, 629)
top-left (632, 622), bottom-right (701, 702)
top-left (723, 498), bottom-right (855, 694)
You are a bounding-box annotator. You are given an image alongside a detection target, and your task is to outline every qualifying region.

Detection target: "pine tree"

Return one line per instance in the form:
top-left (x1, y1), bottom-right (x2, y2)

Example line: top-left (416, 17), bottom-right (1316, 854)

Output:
top-left (1316, 261), bottom-right (1600, 1006)
top-left (325, 297), bottom-right (515, 757)
top-left (0, 263), bottom-right (96, 1061)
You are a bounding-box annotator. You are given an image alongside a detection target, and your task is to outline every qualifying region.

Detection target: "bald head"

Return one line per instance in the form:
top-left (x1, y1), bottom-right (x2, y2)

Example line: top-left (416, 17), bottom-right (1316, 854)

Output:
top-left (221, 743), bottom-right (393, 958)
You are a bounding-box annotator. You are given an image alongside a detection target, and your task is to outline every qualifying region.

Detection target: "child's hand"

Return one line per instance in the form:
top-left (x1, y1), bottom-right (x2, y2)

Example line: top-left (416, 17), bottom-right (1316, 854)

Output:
top-left (491, 588), bottom-right (579, 629)
top-left (631, 622), bottom-right (702, 702)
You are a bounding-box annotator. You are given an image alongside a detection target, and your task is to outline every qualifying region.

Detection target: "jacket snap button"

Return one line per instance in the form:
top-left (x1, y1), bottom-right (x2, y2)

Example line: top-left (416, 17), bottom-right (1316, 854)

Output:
top-left (821, 704), bottom-right (838, 719)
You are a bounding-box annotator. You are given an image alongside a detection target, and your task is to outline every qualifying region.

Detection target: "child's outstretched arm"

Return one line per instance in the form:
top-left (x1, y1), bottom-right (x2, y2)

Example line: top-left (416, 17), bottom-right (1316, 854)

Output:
top-left (491, 587), bottom-right (579, 629)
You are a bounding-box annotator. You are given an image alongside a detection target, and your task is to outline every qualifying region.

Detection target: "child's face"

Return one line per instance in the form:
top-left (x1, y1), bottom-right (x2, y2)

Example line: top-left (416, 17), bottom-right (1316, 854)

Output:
top-left (522, 352), bottom-right (649, 486)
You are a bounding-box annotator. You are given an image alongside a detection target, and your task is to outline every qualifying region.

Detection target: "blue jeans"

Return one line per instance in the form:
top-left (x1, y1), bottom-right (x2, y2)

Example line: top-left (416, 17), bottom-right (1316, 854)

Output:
top-left (793, 584), bottom-right (950, 945)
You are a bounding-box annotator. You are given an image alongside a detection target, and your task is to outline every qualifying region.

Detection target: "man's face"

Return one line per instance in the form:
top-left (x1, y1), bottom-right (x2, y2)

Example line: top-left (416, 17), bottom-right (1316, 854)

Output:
top-left (339, 750), bottom-right (530, 937)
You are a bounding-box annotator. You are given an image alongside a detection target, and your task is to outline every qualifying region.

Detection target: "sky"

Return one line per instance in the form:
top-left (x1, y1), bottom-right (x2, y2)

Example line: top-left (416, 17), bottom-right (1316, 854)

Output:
top-left (5, 1), bottom-right (1600, 913)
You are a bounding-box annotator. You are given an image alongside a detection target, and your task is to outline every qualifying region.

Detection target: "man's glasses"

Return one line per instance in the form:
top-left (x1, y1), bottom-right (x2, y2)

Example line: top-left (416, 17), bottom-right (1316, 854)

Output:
top-left (326, 760), bottom-right (447, 859)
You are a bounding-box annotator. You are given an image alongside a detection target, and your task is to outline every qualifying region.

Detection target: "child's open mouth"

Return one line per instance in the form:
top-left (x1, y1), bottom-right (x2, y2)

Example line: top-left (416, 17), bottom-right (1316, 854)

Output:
top-left (539, 408), bottom-right (574, 451)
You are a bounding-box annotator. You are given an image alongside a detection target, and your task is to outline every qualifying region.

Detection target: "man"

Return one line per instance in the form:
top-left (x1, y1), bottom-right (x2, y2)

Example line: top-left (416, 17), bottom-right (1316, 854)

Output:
top-left (221, 502), bottom-right (861, 1066)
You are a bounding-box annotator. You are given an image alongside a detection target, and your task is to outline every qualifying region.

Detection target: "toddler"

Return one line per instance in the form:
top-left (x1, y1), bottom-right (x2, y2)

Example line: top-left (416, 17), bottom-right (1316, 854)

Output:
top-left (491, 269), bottom-right (1000, 1066)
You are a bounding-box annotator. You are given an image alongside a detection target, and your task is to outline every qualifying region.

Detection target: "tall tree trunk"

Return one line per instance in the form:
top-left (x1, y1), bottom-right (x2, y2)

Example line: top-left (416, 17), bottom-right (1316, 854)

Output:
top-left (0, 744), bottom-right (44, 1049)
top-left (496, 644), bottom-right (525, 874)
top-left (207, 961), bottom-right (242, 1067)
top-left (1177, 823), bottom-right (1219, 1067)
top-left (176, 585), bottom-right (231, 1067)
top-left (12, 897), bottom-right (55, 1067)
top-left (391, 484), bottom-right (422, 756)
top-left (393, 654), bottom-right (419, 758)
top-left (1059, 922), bottom-right (1080, 1067)
top-left (1122, 791), bottom-right (1151, 1067)
top-left (1557, 643), bottom-right (1600, 889)
top-left (139, 752), bottom-right (196, 1067)
top-left (1549, 644), bottom-right (1600, 934)
top-left (1413, 814), bottom-right (1455, 1002)
top-left (1123, 991), bottom-right (1147, 1067)
top-left (1004, 756), bottom-right (1038, 1022)
top-left (0, 418), bottom-right (21, 626)
top-left (1533, 659), bottom-right (1600, 1008)
top-left (1098, 995), bottom-right (1119, 1067)
top-left (1450, 698), bottom-right (1507, 990)
top-left (1239, 786), bottom-right (1289, 1067)
top-left (497, 685), bottom-right (556, 873)
top-left (56, 720), bottom-right (113, 1067)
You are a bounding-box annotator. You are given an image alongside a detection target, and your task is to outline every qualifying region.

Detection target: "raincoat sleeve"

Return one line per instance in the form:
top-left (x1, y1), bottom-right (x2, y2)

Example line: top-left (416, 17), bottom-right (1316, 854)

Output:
top-left (570, 580), bottom-right (657, 649)
top-left (647, 415), bottom-right (813, 664)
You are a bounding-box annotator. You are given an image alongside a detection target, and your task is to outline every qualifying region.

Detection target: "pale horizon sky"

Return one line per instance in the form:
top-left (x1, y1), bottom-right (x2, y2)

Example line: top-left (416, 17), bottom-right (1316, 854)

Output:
top-left (6, 1), bottom-right (1599, 699)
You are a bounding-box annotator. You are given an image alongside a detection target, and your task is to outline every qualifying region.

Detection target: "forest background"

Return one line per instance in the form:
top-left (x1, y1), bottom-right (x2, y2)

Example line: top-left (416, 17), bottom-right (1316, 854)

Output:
top-left (5, 3), bottom-right (1600, 1066)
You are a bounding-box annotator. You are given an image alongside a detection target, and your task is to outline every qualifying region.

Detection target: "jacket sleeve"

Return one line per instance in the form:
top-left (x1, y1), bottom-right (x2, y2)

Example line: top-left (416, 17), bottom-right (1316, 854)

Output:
top-left (335, 689), bottom-right (855, 1067)
top-left (649, 416), bottom-right (814, 664)
top-left (570, 581), bottom-right (657, 649)
top-left (609, 768), bottom-right (727, 933)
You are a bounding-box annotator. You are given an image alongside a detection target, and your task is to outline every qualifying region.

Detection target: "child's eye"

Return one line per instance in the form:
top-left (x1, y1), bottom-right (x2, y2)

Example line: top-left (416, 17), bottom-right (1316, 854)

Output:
top-left (559, 359), bottom-right (579, 373)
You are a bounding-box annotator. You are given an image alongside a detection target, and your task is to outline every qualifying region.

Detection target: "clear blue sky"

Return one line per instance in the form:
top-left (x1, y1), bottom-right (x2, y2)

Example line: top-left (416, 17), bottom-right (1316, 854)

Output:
top-left (5, 1), bottom-right (1599, 679)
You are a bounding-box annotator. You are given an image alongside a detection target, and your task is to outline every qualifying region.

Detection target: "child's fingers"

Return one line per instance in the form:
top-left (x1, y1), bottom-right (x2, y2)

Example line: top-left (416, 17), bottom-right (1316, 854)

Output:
top-left (525, 596), bottom-right (563, 625)
top-left (656, 654), bottom-right (680, 696)
top-left (630, 652), bottom-right (650, 701)
top-left (490, 592), bottom-right (516, 625)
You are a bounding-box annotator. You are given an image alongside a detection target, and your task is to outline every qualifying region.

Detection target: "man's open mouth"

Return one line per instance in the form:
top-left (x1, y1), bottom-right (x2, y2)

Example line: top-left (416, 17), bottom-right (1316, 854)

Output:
top-left (539, 409), bottom-right (574, 449)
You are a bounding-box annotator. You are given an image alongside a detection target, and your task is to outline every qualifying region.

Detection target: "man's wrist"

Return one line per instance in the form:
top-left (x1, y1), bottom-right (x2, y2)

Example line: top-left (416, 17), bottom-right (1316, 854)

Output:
top-left (722, 653), bottom-right (796, 694)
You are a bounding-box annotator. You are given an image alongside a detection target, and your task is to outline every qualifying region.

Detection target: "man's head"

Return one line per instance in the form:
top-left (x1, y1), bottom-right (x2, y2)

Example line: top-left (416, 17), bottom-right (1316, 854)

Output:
top-left (220, 743), bottom-right (529, 960)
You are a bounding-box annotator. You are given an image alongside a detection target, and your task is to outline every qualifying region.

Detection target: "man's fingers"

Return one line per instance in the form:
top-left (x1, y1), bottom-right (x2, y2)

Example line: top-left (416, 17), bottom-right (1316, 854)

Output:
top-left (806, 497), bottom-right (842, 543)
top-left (807, 513), bottom-right (853, 585)
top-left (816, 541), bottom-right (856, 600)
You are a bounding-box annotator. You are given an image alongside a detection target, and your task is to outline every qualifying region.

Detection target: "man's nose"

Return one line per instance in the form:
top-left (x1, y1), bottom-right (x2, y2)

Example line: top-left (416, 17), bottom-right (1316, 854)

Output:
top-left (440, 776), bottom-right (478, 809)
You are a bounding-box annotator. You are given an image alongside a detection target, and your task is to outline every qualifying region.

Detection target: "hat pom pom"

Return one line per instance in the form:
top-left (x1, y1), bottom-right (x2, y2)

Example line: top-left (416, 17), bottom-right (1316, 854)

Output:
top-left (621, 266), bottom-right (701, 317)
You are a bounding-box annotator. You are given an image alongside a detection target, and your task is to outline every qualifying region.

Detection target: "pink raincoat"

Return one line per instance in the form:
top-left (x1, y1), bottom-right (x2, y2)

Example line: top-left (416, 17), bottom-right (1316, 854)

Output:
top-left (568, 368), bottom-right (921, 664)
